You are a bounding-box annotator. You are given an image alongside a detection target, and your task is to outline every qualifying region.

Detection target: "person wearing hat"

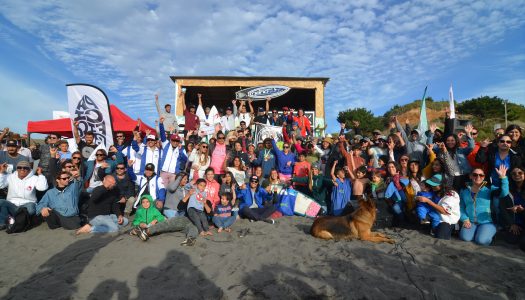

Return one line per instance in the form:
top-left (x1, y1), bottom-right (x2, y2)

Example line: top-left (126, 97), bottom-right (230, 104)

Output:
top-left (220, 100), bottom-right (238, 133)
top-left (155, 94), bottom-right (178, 134)
top-left (0, 161), bottom-right (48, 230)
top-left (394, 116), bottom-right (426, 166)
top-left (180, 90), bottom-right (200, 132)
top-left (131, 129), bottom-right (162, 176)
top-left (158, 119), bottom-right (188, 186)
top-left (250, 97), bottom-right (270, 125)
top-left (135, 163), bottom-right (166, 210)
top-left (316, 137), bottom-right (334, 174)
top-left (415, 173), bottom-right (460, 239)
top-left (368, 136), bottom-right (388, 169)
top-left (372, 129), bottom-right (382, 144)
top-left (236, 175), bottom-right (276, 223)
top-left (0, 140), bottom-right (29, 174)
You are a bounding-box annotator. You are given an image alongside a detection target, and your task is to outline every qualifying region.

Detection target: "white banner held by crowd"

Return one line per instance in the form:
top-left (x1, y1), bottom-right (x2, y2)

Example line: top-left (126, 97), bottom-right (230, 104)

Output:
top-left (253, 123), bottom-right (283, 144)
top-left (67, 84), bottom-right (114, 147)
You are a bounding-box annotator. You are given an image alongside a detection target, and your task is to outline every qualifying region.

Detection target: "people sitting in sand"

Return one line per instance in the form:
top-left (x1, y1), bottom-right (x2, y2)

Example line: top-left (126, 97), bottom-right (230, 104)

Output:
top-left (130, 195), bottom-right (166, 240)
top-left (212, 192), bottom-right (236, 233)
top-left (36, 170), bottom-right (83, 230)
top-left (136, 163), bottom-right (166, 210)
top-left (0, 161), bottom-right (48, 230)
top-left (415, 180), bottom-right (440, 226)
top-left (76, 175), bottom-right (128, 234)
top-left (415, 174), bottom-right (460, 240)
top-left (113, 162), bottom-right (136, 218)
top-left (164, 172), bottom-right (190, 218)
top-left (185, 178), bottom-right (213, 236)
top-left (500, 166), bottom-right (525, 252)
top-left (236, 176), bottom-right (276, 223)
top-left (458, 166), bottom-right (505, 246)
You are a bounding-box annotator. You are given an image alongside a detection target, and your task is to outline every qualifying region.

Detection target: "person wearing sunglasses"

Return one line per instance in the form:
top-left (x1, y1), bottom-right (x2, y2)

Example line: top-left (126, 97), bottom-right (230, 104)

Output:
top-left (0, 140), bottom-right (30, 175)
top-left (476, 134), bottom-right (522, 186)
top-left (0, 161), bottom-right (48, 230)
top-left (131, 129), bottom-right (161, 176)
top-left (458, 166), bottom-right (506, 246)
top-left (112, 162), bottom-right (137, 218)
top-left (500, 166), bottom-right (525, 252)
top-left (236, 175), bottom-right (276, 224)
top-left (158, 119), bottom-right (188, 186)
top-left (84, 149), bottom-right (122, 193)
top-left (36, 170), bottom-right (83, 230)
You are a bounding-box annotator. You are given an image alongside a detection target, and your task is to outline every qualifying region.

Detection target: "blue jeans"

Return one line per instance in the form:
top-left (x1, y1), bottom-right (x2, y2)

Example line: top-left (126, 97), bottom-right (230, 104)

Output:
top-left (212, 216), bottom-right (236, 229)
top-left (0, 199), bottom-right (36, 223)
top-left (164, 209), bottom-right (186, 218)
top-left (90, 214), bottom-right (129, 233)
top-left (416, 203), bottom-right (441, 228)
top-left (459, 223), bottom-right (496, 246)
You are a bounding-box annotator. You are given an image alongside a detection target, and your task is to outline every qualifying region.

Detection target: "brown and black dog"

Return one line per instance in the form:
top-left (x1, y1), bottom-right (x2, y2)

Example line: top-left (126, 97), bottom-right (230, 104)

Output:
top-left (310, 196), bottom-right (394, 244)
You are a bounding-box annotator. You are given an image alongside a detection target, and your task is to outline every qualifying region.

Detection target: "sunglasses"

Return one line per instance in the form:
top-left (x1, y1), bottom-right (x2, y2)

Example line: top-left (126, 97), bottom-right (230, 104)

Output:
top-left (64, 165), bottom-right (73, 168)
top-left (217, 137), bottom-right (225, 140)
top-left (17, 166), bottom-right (30, 170)
top-left (472, 132), bottom-right (478, 135)
top-left (96, 153), bottom-right (106, 157)
top-left (59, 177), bottom-right (70, 181)
top-left (512, 171), bottom-right (524, 176)
top-left (471, 173), bottom-right (485, 178)
top-left (72, 157), bottom-right (81, 160)
top-left (283, 145), bottom-right (290, 148)
top-left (201, 145), bottom-right (208, 148)
top-left (48, 136), bottom-right (58, 139)
top-left (116, 135), bottom-right (124, 138)
top-left (400, 158), bottom-right (408, 162)
top-left (250, 181), bottom-right (258, 184)
top-left (116, 167), bottom-right (126, 170)
top-left (170, 139), bottom-right (180, 142)
top-left (147, 139), bottom-right (156, 142)
top-left (499, 140), bottom-right (512, 144)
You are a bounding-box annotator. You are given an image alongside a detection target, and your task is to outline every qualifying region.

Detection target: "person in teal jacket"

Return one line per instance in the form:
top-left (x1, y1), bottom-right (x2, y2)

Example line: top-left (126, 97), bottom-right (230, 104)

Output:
top-left (459, 166), bottom-right (507, 245)
top-left (131, 195), bottom-right (166, 240)
top-left (290, 163), bottom-right (332, 213)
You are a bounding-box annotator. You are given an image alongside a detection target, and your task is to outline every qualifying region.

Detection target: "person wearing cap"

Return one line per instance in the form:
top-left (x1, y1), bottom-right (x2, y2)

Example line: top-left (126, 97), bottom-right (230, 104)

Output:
top-left (36, 170), bottom-right (83, 230)
top-left (158, 119), bottom-right (188, 186)
top-left (135, 163), bottom-right (166, 210)
top-left (220, 100), bottom-right (238, 133)
top-left (252, 97), bottom-right (271, 125)
top-left (415, 173), bottom-right (460, 239)
top-left (236, 175), bottom-right (276, 223)
top-left (0, 140), bottom-right (29, 174)
top-left (181, 90), bottom-right (200, 132)
top-left (132, 129), bottom-right (161, 176)
top-left (394, 116), bottom-right (426, 166)
top-left (317, 137), bottom-right (334, 174)
top-left (0, 161), bottom-right (48, 229)
top-left (155, 94), bottom-right (178, 134)
top-left (76, 175), bottom-right (128, 234)
top-left (252, 138), bottom-right (277, 178)
top-left (372, 129), bottom-right (382, 145)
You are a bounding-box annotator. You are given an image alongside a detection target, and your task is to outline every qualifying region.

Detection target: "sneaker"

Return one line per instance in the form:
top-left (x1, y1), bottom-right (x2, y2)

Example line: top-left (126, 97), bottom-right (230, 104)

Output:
top-left (420, 220), bottom-right (431, 225)
top-left (181, 238), bottom-right (196, 246)
top-left (263, 218), bottom-right (275, 224)
top-left (129, 228), bottom-right (139, 236)
top-left (138, 228), bottom-right (149, 241)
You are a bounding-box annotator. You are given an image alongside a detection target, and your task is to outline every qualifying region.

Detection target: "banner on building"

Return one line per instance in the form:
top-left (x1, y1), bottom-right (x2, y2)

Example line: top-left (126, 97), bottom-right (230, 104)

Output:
top-left (67, 84), bottom-right (114, 147)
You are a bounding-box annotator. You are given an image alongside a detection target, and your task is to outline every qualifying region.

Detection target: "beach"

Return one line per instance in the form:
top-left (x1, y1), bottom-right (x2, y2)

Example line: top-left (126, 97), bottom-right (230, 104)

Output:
top-left (0, 215), bottom-right (523, 300)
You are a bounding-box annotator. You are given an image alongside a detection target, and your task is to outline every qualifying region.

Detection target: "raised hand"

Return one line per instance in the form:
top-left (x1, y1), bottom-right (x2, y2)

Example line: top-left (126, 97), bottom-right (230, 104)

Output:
top-left (197, 93), bottom-right (202, 99)
top-left (464, 124), bottom-right (473, 135)
top-left (437, 142), bottom-right (447, 152)
top-left (145, 129), bottom-right (152, 136)
top-left (0, 163), bottom-right (7, 173)
top-left (352, 120), bottom-right (360, 127)
top-left (430, 123), bottom-right (437, 133)
top-left (495, 165), bottom-right (508, 178)
top-left (426, 143), bottom-right (434, 152)
top-left (159, 117), bottom-right (165, 124)
top-left (155, 94), bottom-right (159, 101)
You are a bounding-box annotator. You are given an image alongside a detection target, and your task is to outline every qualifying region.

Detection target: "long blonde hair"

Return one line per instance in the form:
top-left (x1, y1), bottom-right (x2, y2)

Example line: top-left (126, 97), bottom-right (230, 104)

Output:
top-left (199, 142), bottom-right (210, 165)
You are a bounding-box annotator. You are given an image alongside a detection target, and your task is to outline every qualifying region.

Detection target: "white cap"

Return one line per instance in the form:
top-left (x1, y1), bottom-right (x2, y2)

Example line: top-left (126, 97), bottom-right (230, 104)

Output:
top-left (146, 134), bottom-right (156, 140)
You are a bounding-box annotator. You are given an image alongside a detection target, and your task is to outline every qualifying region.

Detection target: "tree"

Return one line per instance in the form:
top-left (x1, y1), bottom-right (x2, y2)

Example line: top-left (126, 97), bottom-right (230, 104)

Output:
top-left (456, 96), bottom-right (505, 126)
top-left (336, 107), bottom-right (384, 134)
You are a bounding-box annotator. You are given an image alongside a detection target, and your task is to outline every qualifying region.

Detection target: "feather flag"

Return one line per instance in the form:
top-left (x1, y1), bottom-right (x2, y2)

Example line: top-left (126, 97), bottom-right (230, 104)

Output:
top-left (449, 84), bottom-right (456, 119)
top-left (417, 86), bottom-right (428, 133)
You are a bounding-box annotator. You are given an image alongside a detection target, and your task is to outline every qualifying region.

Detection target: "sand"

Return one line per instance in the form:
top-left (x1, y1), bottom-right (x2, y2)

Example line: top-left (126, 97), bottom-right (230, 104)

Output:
top-left (0, 215), bottom-right (523, 300)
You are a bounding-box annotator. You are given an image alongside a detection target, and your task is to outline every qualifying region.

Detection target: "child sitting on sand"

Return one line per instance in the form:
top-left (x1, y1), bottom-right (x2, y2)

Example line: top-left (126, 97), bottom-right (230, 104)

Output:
top-left (130, 195), bottom-right (166, 239)
top-left (185, 178), bottom-right (213, 236)
top-left (370, 171), bottom-right (386, 200)
top-left (415, 181), bottom-right (440, 226)
top-left (212, 192), bottom-right (236, 233)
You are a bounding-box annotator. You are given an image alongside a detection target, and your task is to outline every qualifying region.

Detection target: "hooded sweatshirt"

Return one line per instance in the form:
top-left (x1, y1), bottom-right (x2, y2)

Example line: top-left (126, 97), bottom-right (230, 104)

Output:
top-left (0, 171), bottom-right (48, 206)
top-left (132, 195), bottom-right (166, 226)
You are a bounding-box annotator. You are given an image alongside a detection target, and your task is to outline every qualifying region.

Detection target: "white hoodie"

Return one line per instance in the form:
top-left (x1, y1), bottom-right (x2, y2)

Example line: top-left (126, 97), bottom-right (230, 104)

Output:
top-left (0, 171), bottom-right (48, 206)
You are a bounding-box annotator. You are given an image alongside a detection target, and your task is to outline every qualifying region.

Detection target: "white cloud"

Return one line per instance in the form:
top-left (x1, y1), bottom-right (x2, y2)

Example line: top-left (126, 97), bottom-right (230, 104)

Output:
top-left (473, 79), bottom-right (525, 104)
top-left (0, 0), bottom-right (524, 131)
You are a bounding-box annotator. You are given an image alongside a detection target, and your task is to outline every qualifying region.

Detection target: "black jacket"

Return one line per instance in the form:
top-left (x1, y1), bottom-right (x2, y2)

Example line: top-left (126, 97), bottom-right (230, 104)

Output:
top-left (87, 185), bottom-right (122, 219)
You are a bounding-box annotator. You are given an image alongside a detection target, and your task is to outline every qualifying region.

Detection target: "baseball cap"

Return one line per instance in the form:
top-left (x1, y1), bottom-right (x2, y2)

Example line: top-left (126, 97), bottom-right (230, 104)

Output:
top-left (292, 122), bottom-right (299, 126)
top-left (226, 106), bottom-right (233, 111)
top-left (170, 134), bottom-right (181, 142)
top-left (16, 161), bottom-right (31, 168)
top-left (258, 107), bottom-right (264, 112)
top-left (145, 163), bottom-right (155, 171)
top-left (425, 174), bottom-right (442, 187)
top-left (249, 175), bottom-right (259, 183)
top-left (282, 107), bottom-right (289, 111)
top-left (146, 135), bottom-right (157, 140)
top-left (373, 129), bottom-right (382, 134)
top-left (6, 140), bottom-right (17, 147)
top-left (354, 135), bottom-right (363, 141)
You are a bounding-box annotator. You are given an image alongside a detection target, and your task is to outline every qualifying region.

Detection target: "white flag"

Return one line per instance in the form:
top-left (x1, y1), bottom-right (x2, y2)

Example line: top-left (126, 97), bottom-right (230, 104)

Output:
top-left (67, 84), bottom-right (114, 147)
top-left (449, 84), bottom-right (456, 119)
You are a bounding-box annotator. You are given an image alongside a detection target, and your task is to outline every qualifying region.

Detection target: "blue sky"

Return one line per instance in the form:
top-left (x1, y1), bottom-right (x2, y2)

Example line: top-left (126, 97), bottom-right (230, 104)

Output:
top-left (1, 0), bottom-right (524, 134)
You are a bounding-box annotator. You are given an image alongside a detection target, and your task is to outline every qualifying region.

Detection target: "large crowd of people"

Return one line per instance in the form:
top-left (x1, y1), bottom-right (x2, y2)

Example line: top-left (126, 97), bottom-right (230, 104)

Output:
top-left (0, 90), bottom-right (524, 252)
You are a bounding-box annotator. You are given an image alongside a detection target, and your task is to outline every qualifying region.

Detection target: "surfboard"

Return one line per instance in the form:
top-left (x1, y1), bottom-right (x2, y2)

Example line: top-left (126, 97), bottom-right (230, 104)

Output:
top-left (235, 85), bottom-right (290, 101)
top-left (196, 105), bottom-right (220, 135)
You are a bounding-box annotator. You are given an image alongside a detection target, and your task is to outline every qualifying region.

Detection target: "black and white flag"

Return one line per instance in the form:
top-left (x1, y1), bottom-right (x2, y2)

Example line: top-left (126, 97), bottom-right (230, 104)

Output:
top-left (67, 84), bottom-right (114, 147)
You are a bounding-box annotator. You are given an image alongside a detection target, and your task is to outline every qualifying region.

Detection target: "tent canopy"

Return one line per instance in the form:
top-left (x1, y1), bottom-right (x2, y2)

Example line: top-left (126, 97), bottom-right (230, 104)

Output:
top-left (27, 104), bottom-right (155, 138)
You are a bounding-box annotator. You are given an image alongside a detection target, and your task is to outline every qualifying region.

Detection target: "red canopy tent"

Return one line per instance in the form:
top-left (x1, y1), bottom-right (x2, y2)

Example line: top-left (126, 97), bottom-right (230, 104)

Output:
top-left (27, 105), bottom-right (155, 138)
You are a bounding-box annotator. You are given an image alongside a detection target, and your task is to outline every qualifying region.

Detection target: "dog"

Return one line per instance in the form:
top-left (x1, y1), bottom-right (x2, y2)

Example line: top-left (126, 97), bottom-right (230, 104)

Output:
top-left (310, 196), bottom-right (394, 244)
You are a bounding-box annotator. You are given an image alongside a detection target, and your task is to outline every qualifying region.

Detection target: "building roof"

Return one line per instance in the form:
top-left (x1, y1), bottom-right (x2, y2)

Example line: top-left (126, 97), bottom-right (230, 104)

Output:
top-left (170, 75), bottom-right (330, 85)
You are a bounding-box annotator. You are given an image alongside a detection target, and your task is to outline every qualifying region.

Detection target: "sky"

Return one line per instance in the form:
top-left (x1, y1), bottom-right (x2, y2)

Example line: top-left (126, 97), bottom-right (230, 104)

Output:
top-left (0, 0), bottom-right (524, 134)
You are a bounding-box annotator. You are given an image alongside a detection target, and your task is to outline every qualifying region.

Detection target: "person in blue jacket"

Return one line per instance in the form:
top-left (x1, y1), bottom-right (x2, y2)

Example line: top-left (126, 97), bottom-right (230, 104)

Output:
top-left (330, 160), bottom-right (352, 216)
top-left (36, 170), bottom-right (83, 230)
top-left (236, 175), bottom-right (276, 223)
top-left (252, 138), bottom-right (276, 178)
top-left (459, 166), bottom-right (507, 245)
top-left (271, 139), bottom-right (295, 181)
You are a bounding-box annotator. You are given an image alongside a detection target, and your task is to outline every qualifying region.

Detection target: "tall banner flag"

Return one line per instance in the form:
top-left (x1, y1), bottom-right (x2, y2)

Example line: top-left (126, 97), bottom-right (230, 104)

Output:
top-left (418, 86), bottom-right (428, 134)
top-left (67, 84), bottom-right (114, 148)
top-left (449, 84), bottom-right (456, 119)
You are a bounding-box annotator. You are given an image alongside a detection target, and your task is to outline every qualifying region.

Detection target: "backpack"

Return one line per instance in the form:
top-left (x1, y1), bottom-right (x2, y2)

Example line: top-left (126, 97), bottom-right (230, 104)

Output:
top-left (6, 207), bottom-right (32, 234)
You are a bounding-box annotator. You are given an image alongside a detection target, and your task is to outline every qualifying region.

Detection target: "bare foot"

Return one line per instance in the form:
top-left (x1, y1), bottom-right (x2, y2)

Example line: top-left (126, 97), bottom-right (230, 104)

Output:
top-left (217, 227), bottom-right (223, 233)
top-left (205, 231), bottom-right (213, 236)
top-left (225, 228), bottom-right (231, 233)
top-left (76, 224), bottom-right (91, 235)
top-left (199, 232), bottom-right (206, 237)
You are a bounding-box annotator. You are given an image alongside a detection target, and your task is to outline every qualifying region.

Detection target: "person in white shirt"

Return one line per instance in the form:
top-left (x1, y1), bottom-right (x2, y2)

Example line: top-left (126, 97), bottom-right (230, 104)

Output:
top-left (220, 100), bottom-right (238, 133)
top-left (159, 132), bottom-right (188, 186)
top-left (0, 161), bottom-right (48, 230)
top-left (235, 100), bottom-right (252, 128)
